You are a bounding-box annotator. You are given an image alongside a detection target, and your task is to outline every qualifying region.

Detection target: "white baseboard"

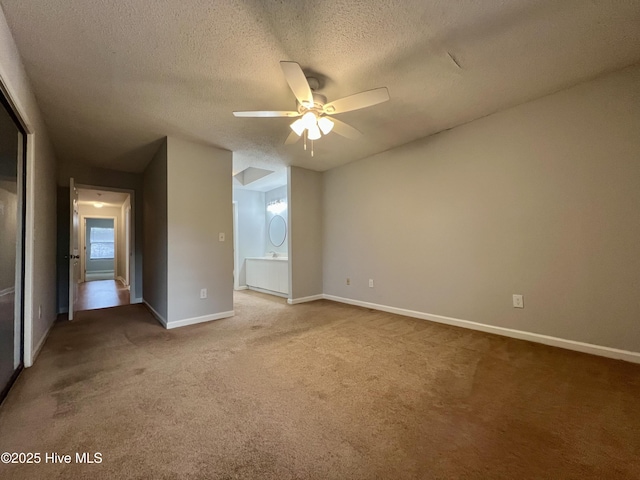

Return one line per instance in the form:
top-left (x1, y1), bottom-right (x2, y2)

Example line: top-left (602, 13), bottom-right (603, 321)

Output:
top-left (288, 294), bottom-right (324, 305)
top-left (234, 286), bottom-right (248, 291)
top-left (143, 301), bottom-right (167, 328)
top-left (85, 271), bottom-right (115, 281)
top-left (323, 294), bottom-right (640, 364)
top-left (28, 318), bottom-right (55, 367)
top-left (247, 286), bottom-right (288, 298)
top-left (166, 310), bottom-right (234, 329)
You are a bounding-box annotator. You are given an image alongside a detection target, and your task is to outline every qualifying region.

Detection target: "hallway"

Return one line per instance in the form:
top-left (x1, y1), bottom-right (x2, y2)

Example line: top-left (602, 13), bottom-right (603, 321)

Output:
top-left (77, 280), bottom-right (129, 311)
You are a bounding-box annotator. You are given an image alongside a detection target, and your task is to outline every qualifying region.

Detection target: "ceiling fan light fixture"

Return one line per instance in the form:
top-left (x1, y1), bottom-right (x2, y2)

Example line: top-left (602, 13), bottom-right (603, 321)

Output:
top-left (232, 61), bottom-right (390, 156)
top-left (307, 123), bottom-right (321, 140)
top-left (318, 117), bottom-right (334, 135)
top-left (290, 118), bottom-right (306, 136)
top-left (301, 111), bottom-right (317, 129)
top-left (94, 202), bottom-right (104, 208)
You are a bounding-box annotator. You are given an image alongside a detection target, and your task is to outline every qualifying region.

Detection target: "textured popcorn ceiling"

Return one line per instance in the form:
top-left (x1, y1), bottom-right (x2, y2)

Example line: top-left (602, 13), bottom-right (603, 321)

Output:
top-left (1, 0), bottom-right (639, 174)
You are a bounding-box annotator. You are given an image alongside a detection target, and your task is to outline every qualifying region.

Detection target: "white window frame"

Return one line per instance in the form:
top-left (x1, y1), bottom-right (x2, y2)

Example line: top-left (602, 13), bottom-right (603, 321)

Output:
top-left (79, 215), bottom-right (118, 284)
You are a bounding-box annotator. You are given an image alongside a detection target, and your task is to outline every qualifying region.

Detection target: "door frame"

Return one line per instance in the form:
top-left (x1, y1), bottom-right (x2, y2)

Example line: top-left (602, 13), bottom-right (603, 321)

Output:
top-left (0, 56), bottom-right (40, 367)
top-left (75, 184), bottom-right (136, 304)
top-left (0, 81), bottom-right (28, 397)
top-left (124, 204), bottom-right (131, 286)
top-left (233, 201), bottom-right (240, 291)
top-left (80, 215), bottom-right (118, 283)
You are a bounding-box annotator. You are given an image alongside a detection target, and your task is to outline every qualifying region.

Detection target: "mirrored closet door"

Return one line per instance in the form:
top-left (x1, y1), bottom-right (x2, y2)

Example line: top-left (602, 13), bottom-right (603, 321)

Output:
top-left (0, 91), bottom-right (26, 403)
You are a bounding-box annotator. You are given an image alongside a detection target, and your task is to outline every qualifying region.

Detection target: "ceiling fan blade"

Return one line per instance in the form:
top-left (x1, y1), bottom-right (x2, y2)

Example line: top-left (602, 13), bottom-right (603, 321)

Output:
top-left (323, 87), bottom-right (389, 114)
top-left (233, 111), bottom-right (300, 118)
top-left (284, 130), bottom-right (301, 145)
top-left (330, 118), bottom-right (362, 140)
top-left (280, 61), bottom-right (314, 107)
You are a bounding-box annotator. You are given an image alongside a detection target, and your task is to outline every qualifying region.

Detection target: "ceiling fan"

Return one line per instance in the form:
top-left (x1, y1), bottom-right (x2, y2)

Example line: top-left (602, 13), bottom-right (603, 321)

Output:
top-left (233, 61), bottom-right (390, 155)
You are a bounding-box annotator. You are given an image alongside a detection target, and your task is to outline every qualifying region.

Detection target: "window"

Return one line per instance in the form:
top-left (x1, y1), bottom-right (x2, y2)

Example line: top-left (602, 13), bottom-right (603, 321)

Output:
top-left (90, 227), bottom-right (114, 259)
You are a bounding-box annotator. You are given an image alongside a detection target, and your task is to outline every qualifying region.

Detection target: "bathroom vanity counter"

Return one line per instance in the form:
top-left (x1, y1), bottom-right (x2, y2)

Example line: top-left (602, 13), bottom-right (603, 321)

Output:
top-left (246, 257), bottom-right (289, 295)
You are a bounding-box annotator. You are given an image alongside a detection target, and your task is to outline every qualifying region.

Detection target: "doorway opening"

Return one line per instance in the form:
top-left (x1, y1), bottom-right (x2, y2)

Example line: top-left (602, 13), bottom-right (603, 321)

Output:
top-left (232, 168), bottom-right (289, 304)
top-left (70, 187), bottom-right (133, 315)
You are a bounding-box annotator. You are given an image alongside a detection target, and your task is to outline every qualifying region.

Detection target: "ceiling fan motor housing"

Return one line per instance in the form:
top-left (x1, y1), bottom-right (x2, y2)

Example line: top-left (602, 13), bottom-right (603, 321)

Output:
top-left (306, 76), bottom-right (320, 91)
top-left (298, 92), bottom-right (327, 114)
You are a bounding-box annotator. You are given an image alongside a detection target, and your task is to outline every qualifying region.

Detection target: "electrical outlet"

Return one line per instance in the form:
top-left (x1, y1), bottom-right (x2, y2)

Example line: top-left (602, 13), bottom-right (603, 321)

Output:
top-left (369, 279), bottom-right (374, 288)
top-left (200, 288), bottom-right (207, 299)
top-left (346, 278), bottom-right (350, 285)
top-left (513, 294), bottom-right (524, 308)
top-left (219, 233), bottom-right (225, 242)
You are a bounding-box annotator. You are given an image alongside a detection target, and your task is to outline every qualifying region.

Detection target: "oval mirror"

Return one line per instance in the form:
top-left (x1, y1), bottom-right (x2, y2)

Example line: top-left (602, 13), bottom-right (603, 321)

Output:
top-left (268, 215), bottom-right (287, 247)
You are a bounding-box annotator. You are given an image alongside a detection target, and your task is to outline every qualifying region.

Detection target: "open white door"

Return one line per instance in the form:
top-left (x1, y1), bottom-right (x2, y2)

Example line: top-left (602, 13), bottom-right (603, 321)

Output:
top-left (68, 178), bottom-right (80, 320)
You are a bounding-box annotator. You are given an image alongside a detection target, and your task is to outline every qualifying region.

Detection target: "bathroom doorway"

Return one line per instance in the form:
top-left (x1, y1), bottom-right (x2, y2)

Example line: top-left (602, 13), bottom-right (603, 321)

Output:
top-left (232, 168), bottom-right (289, 299)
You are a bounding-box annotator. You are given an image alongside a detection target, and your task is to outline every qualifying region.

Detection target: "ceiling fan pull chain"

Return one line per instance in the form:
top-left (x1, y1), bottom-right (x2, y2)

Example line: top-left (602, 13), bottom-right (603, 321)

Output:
top-left (304, 130), bottom-right (307, 150)
top-left (311, 139), bottom-right (314, 157)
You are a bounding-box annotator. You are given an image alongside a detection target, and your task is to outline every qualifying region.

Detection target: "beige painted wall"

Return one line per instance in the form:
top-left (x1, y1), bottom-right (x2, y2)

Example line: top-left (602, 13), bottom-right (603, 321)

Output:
top-left (323, 63), bottom-right (640, 353)
top-left (0, 7), bottom-right (58, 363)
top-left (166, 137), bottom-right (233, 323)
top-left (288, 166), bottom-right (323, 301)
top-left (142, 140), bottom-right (168, 321)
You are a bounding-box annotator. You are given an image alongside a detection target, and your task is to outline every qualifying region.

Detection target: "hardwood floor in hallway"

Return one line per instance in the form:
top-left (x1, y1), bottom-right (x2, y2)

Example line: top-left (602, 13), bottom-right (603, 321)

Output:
top-left (76, 280), bottom-right (129, 311)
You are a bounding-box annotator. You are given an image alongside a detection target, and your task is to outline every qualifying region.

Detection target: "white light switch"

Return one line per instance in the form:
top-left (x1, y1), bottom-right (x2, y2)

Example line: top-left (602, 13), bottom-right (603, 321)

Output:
top-left (219, 233), bottom-right (225, 242)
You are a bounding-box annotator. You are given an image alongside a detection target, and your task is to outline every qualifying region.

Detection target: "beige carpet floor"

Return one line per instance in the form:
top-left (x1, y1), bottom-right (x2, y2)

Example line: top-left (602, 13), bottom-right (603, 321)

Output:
top-left (0, 290), bottom-right (639, 479)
